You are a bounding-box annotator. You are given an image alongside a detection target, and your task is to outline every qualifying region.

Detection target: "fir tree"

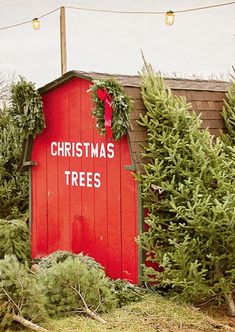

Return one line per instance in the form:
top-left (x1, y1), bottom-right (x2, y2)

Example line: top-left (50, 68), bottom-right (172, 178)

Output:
top-left (36, 250), bottom-right (101, 270)
top-left (0, 107), bottom-right (28, 219)
top-left (137, 65), bottom-right (235, 316)
top-left (0, 255), bottom-right (48, 331)
top-left (36, 251), bottom-right (144, 314)
top-left (0, 218), bottom-right (30, 261)
top-left (222, 68), bottom-right (235, 144)
top-left (37, 254), bottom-right (117, 323)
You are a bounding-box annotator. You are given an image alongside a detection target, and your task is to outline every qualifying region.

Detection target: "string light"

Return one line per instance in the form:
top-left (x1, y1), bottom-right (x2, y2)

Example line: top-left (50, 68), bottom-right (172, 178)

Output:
top-left (32, 18), bottom-right (40, 30)
top-left (0, 7), bottom-right (60, 31)
top-left (66, 1), bottom-right (235, 14)
top-left (0, 1), bottom-right (235, 31)
top-left (165, 11), bottom-right (175, 26)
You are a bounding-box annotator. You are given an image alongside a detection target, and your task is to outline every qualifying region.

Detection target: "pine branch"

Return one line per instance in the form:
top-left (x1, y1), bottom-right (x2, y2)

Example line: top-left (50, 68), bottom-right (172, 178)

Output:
top-left (1, 286), bottom-right (22, 315)
top-left (94, 288), bottom-right (105, 313)
top-left (69, 285), bottom-right (107, 324)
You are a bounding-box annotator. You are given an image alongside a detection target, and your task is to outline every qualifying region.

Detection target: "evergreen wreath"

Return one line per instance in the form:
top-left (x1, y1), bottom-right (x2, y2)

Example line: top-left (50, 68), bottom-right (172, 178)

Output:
top-left (10, 77), bottom-right (45, 139)
top-left (89, 78), bottom-right (133, 140)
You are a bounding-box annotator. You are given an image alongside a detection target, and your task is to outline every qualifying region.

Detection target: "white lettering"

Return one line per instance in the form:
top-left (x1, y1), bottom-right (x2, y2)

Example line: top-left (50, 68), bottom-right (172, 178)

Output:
top-left (91, 143), bottom-right (99, 158)
top-left (57, 142), bottom-right (64, 156)
top-left (51, 141), bottom-right (116, 160)
top-left (64, 142), bottom-right (71, 157)
top-left (86, 172), bottom-right (93, 187)
top-left (83, 142), bottom-right (90, 157)
top-left (71, 171), bottom-right (78, 186)
top-left (64, 170), bottom-right (70, 185)
top-left (64, 170), bottom-right (102, 188)
top-left (79, 172), bottom-right (86, 186)
top-left (71, 142), bottom-right (75, 156)
top-left (51, 142), bottom-right (57, 156)
top-left (94, 173), bottom-right (101, 188)
top-left (99, 143), bottom-right (106, 158)
top-left (107, 143), bottom-right (115, 158)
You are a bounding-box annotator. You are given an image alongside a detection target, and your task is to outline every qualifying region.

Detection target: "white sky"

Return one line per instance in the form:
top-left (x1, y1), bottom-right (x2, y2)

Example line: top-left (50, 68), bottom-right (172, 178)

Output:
top-left (0, 0), bottom-right (234, 87)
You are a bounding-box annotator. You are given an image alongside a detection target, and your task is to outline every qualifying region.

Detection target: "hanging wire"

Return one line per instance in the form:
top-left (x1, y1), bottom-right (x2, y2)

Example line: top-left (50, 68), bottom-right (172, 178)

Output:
top-left (0, 1), bottom-right (235, 31)
top-left (67, 1), bottom-right (235, 14)
top-left (66, 6), bottom-right (164, 14)
top-left (0, 19), bottom-right (32, 31)
top-left (0, 7), bottom-right (60, 31)
top-left (174, 0), bottom-right (235, 13)
top-left (37, 7), bottom-right (60, 19)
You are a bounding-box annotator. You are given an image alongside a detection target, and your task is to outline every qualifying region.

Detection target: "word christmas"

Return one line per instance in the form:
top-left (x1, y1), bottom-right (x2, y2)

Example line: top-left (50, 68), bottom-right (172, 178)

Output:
top-left (50, 141), bottom-right (115, 188)
top-left (50, 141), bottom-right (114, 159)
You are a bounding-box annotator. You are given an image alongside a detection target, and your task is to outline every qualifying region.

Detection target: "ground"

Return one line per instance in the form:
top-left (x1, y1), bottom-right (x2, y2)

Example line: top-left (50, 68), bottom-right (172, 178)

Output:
top-left (7, 294), bottom-right (235, 332)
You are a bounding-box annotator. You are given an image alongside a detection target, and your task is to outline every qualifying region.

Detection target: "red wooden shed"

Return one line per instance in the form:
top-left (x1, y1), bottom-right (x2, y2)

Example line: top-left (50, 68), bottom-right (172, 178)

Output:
top-left (23, 71), bottom-right (229, 284)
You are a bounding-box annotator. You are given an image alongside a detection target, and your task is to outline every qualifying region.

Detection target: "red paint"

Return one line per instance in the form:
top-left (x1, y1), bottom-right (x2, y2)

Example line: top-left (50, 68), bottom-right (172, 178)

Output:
top-left (31, 77), bottom-right (138, 283)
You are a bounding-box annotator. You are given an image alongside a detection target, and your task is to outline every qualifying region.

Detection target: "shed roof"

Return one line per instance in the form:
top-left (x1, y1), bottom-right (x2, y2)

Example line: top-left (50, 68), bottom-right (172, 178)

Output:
top-left (39, 70), bottom-right (230, 94)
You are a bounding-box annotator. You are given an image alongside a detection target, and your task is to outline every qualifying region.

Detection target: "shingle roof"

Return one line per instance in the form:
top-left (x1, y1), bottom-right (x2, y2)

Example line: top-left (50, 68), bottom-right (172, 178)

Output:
top-left (39, 70), bottom-right (230, 93)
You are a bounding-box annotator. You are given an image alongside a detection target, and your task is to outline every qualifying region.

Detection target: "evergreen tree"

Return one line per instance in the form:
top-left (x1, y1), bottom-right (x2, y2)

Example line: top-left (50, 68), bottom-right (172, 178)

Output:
top-left (36, 250), bottom-right (101, 270)
top-left (222, 69), bottom-right (235, 144)
top-left (0, 255), bottom-right (47, 331)
top-left (0, 107), bottom-right (28, 219)
top-left (0, 218), bottom-right (30, 261)
top-left (37, 254), bottom-right (117, 322)
top-left (36, 251), bottom-right (144, 314)
top-left (137, 65), bottom-right (235, 315)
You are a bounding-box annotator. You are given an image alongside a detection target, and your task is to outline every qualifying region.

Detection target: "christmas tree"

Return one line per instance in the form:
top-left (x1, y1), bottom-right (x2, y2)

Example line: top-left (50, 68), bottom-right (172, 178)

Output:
top-left (137, 64), bottom-right (235, 315)
top-left (37, 254), bottom-right (116, 324)
top-left (0, 107), bottom-right (28, 219)
top-left (0, 255), bottom-right (47, 331)
top-left (222, 68), bottom-right (235, 144)
top-left (0, 218), bottom-right (30, 261)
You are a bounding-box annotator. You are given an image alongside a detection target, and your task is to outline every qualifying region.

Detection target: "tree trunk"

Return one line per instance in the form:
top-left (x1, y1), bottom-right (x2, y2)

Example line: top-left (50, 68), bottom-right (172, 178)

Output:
top-left (83, 307), bottom-right (107, 324)
top-left (12, 314), bottom-right (49, 332)
top-left (226, 293), bottom-right (235, 317)
top-left (215, 264), bottom-right (235, 316)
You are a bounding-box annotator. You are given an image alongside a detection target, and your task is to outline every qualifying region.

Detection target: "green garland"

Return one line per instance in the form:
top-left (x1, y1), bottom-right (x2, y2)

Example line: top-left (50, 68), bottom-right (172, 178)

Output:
top-left (10, 77), bottom-right (45, 139)
top-left (89, 78), bottom-right (133, 140)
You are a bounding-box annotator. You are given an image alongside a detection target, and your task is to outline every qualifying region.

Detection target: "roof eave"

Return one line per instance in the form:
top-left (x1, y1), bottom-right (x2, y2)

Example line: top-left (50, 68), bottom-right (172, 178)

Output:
top-left (38, 71), bottom-right (93, 94)
top-left (39, 70), bottom-right (230, 94)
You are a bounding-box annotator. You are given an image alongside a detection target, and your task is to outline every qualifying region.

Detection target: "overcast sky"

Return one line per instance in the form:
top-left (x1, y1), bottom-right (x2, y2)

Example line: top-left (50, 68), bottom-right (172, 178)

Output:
top-left (0, 0), bottom-right (234, 87)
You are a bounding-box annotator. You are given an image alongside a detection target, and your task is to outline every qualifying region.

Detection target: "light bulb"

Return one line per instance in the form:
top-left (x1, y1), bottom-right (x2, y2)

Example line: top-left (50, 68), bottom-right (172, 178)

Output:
top-left (32, 18), bottom-right (40, 30)
top-left (165, 11), bottom-right (175, 26)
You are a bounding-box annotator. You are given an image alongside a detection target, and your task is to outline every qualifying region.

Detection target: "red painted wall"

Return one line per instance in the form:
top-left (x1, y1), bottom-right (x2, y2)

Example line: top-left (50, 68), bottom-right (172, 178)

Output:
top-left (31, 77), bottom-right (139, 283)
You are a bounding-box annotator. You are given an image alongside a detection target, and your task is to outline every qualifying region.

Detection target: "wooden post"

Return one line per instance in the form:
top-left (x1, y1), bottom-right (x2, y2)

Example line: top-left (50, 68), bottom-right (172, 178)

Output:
top-left (60, 6), bottom-right (67, 75)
